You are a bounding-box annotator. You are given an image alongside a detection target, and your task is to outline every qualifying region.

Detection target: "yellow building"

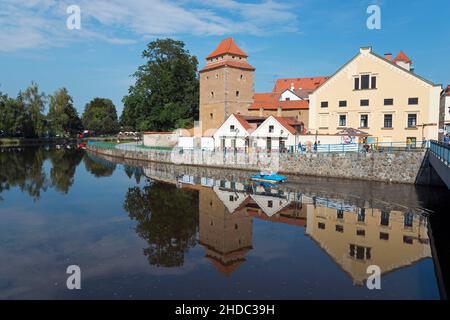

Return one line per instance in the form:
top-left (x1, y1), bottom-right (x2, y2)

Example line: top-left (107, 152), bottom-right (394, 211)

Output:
top-left (309, 47), bottom-right (442, 144)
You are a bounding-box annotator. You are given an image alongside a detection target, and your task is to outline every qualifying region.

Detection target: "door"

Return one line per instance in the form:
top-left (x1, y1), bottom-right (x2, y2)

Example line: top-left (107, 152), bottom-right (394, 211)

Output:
top-left (279, 138), bottom-right (286, 152)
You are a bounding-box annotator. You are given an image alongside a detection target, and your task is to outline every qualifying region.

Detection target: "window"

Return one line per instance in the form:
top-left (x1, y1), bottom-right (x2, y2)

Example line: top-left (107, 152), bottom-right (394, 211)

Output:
top-left (357, 229), bottom-right (365, 237)
top-left (210, 91), bottom-right (214, 98)
top-left (285, 97), bottom-right (290, 101)
top-left (384, 98), bottom-right (394, 106)
top-left (408, 97), bottom-right (419, 105)
top-left (318, 222), bottom-right (326, 230)
top-left (380, 232), bottom-right (389, 240)
top-left (361, 75), bottom-right (370, 89)
top-left (215, 74), bottom-right (219, 79)
top-left (337, 209), bottom-right (344, 219)
top-left (269, 125), bottom-right (274, 133)
top-left (381, 210), bottom-right (390, 226)
top-left (339, 115), bottom-right (346, 127)
top-left (360, 99), bottom-right (369, 107)
top-left (230, 125), bottom-right (235, 132)
top-left (229, 195), bottom-right (234, 202)
top-left (236, 91), bottom-right (240, 97)
top-left (268, 200), bottom-right (273, 208)
top-left (360, 115), bottom-right (369, 128)
top-left (240, 74), bottom-right (244, 79)
top-left (354, 78), bottom-right (360, 90)
top-left (350, 245), bottom-right (371, 260)
top-left (336, 225), bottom-right (344, 233)
top-left (403, 236), bottom-right (413, 245)
top-left (384, 114), bottom-right (393, 128)
top-left (404, 212), bottom-right (414, 228)
top-left (321, 101), bottom-right (328, 108)
top-left (358, 208), bottom-right (366, 222)
top-left (407, 114), bottom-right (417, 128)
top-left (339, 100), bottom-right (347, 107)
top-left (371, 76), bottom-right (377, 89)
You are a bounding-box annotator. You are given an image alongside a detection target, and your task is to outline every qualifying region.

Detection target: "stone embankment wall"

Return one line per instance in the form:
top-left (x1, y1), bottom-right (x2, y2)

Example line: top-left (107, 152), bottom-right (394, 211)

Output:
top-left (86, 145), bottom-right (427, 184)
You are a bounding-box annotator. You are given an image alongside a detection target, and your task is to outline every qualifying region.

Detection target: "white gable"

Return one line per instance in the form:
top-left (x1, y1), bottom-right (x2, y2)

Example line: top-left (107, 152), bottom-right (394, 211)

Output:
top-left (213, 114), bottom-right (250, 139)
top-left (252, 116), bottom-right (292, 138)
top-left (280, 90), bottom-right (302, 101)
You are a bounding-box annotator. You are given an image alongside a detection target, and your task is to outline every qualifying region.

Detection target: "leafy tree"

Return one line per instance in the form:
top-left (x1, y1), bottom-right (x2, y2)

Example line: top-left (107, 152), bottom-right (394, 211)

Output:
top-left (19, 82), bottom-right (47, 137)
top-left (0, 93), bottom-right (32, 137)
top-left (121, 38), bottom-right (199, 131)
top-left (47, 88), bottom-right (82, 136)
top-left (82, 98), bottom-right (119, 134)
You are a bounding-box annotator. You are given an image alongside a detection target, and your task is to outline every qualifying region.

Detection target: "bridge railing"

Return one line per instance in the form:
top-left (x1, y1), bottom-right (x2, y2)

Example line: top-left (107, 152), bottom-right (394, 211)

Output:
top-left (430, 140), bottom-right (450, 167)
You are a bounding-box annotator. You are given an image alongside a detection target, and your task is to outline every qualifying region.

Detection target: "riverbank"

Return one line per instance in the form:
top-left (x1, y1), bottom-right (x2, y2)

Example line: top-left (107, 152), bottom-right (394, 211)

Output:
top-left (86, 143), bottom-right (428, 184)
top-left (0, 136), bottom-right (134, 147)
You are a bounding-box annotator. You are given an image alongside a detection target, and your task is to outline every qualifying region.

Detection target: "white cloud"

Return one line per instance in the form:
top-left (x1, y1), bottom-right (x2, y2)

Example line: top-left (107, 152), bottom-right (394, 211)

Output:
top-left (0, 0), bottom-right (299, 52)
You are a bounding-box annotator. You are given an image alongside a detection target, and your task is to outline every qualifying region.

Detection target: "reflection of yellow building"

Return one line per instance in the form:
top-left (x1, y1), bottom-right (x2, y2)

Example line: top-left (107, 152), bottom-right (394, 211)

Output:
top-left (198, 187), bottom-right (253, 277)
top-left (305, 205), bottom-right (431, 285)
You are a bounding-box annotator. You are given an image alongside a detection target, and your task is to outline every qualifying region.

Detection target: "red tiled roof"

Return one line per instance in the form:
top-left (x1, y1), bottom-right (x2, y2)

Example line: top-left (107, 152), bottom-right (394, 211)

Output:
top-left (274, 116), bottom-right (301, 135)
top-left (206, 37), bottom-right (248, 59)
top-left (249, 94), bottom-right (309, 110)
top-left (393, 50), bottom-right (412, 64)
top-left (273, 77), bottom-right (329, 92)
top-left (200, 60), bottom-right (255, 73)
top-left (233, 113), bottom-right (252, 131)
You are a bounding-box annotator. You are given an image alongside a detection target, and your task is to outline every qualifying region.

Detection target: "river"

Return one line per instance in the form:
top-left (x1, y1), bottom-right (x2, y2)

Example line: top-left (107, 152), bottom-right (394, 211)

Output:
top-left (0, 145), bottom-right (449, 299)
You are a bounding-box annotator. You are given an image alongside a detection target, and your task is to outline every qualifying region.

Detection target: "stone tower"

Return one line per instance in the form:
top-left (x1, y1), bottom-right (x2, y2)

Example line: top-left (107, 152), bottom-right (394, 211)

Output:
top-left (199, 37), bottom-right (255, 135)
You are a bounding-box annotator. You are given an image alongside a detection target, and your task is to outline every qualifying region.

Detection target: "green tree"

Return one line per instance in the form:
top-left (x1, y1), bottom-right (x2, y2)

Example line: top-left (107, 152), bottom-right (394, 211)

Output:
top-left (0, 93), bottom-right (31, 137)
top-left (19, 82), bottom-right (47, 137)
top-left (82, 98), bottom-right (119, 134)
top-left (121, 38), bottom-right (199, 131)
top-left (47, 88), bottom-right (82, 136)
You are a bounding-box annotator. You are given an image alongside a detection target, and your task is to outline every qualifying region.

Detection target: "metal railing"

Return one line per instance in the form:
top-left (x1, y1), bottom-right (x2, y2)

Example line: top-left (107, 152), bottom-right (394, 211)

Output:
top-left (87, 140), bottom-right (429, 156)
top-left (430, 140), bottom-right (450, 167)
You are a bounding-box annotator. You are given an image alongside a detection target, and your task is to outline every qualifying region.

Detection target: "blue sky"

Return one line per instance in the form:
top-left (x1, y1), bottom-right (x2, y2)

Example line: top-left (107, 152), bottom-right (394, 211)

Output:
top-left (0, 0), bottom-right (449, 115)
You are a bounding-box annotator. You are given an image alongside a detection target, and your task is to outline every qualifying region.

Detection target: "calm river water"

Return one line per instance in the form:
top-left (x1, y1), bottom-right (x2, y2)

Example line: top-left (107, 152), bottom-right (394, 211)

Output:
top-left (0, 146), bottom-right (449, 299)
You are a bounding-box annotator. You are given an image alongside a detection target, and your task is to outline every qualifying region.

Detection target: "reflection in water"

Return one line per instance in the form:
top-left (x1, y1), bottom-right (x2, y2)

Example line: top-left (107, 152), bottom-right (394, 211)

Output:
top-left (124, 183), bottom-right (199, 267)
top-left (83, 153), bottom-right (116, 177)
top-left (0, 146), bottom-right (84, 200)
top-left (0, 147), bottom-right (446, 299)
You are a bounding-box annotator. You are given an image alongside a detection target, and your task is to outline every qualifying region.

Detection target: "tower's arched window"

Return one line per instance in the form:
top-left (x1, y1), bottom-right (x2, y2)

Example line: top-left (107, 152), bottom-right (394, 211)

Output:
top-left (210, 91), bottom-right (214, 99)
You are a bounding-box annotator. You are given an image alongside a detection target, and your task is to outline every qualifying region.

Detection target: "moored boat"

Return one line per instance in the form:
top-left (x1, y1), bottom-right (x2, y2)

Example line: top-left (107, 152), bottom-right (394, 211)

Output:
top-left (250, 172), bottom-right (287, 184)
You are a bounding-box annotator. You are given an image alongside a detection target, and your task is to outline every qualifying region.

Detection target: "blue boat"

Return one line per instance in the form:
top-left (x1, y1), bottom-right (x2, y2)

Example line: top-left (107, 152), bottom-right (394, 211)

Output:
top-left (250, 172), bottom-right (287, 184)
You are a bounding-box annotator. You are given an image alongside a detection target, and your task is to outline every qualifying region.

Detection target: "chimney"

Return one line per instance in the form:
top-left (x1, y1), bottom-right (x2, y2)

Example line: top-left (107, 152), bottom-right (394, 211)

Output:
top-left (385, 53), bottom-right (392, 61)
top-left (290, 82), bottom-right (295, 91)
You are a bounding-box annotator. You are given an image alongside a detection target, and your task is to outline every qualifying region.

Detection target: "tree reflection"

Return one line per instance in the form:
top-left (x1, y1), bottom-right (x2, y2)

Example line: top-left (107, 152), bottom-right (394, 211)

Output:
top-left (124, 182), bottom-right (199, 267)
top-left (0, 147), bottom-right (48, 201)
top-left (124, 165), bottom-right (143, 184)
top-left (83, 153), bottom-right (116, 177)
top-left (48, 148), bottom-right (84, 193)
top-left (0, 146), bottom-right (86, 200)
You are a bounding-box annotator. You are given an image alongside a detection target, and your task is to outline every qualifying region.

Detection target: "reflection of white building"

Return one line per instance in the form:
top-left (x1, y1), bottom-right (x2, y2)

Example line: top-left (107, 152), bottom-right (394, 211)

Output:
top-left (213, 181), bottom-right (248, 214)
top-left (249, 194), bottom-right (292, 217)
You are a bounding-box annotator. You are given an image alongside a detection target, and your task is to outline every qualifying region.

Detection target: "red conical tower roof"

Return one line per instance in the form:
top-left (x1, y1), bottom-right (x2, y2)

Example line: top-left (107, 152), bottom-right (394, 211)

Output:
top-left (393, 50), bottom-right (412, 64)
top-left (206, 37), bottom-right (248, 59)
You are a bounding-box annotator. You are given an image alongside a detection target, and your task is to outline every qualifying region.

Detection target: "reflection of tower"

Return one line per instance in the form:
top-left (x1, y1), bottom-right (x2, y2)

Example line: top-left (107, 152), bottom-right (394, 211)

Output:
top-left (198, 187), bottom-right (253, 277)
